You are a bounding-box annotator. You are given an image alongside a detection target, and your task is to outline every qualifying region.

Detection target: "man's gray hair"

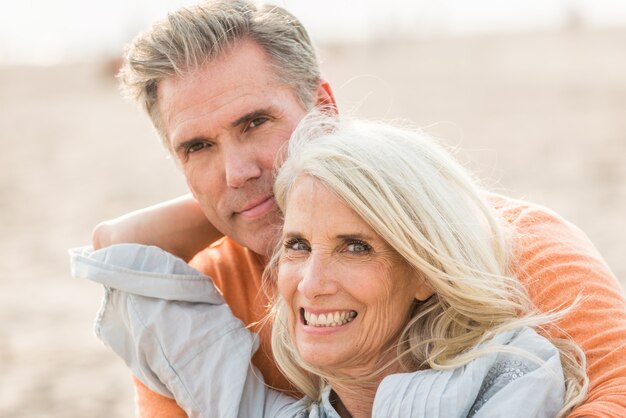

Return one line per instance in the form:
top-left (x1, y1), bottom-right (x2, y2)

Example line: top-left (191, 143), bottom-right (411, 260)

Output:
top-left (118, 0), bottom-right (321, 147)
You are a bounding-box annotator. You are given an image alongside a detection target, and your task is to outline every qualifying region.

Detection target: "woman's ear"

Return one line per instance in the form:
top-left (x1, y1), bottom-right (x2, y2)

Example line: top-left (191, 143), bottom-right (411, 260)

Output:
top-left (414, 279), bottom-right (435, 302)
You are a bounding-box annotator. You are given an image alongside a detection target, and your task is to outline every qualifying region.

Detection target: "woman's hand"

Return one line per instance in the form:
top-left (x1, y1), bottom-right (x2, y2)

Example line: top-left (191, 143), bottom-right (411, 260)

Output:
top-left (91, 194), bottom-right (223, 262)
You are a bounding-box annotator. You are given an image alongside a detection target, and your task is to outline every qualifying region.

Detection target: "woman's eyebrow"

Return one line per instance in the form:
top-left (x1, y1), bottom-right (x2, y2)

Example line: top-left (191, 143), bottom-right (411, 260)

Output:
top-left (335, 233), bottom-right (375, 241)
top-left (281, 231), bottom-right (303, 240)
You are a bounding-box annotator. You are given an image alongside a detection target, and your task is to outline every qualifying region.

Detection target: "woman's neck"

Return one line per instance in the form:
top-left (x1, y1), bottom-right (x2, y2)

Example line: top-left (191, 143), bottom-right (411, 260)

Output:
top-left (330, 385), bottom-right (376, 418)
top-left (328, 362), bottom-right (404, 418)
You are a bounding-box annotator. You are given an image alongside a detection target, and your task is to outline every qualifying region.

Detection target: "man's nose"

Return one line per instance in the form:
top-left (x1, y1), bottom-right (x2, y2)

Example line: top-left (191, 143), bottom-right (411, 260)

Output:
top-left (297, 254), bottom-right (339, 300)
top-left (223, 145), bottom-right (262, 188)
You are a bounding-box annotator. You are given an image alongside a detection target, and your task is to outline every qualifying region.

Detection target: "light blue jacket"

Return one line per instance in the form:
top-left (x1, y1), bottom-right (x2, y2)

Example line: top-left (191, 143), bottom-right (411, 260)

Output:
top-left (70, 244), bottom-right (565, 418)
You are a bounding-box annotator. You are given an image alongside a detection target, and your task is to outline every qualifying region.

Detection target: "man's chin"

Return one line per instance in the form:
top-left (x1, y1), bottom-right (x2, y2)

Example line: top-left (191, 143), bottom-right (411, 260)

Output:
top-left (231, 227), bottom-right (281, 256)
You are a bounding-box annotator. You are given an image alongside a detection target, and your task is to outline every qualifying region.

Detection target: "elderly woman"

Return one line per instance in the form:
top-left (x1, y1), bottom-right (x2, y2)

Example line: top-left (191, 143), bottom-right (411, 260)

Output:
top-left (71, 114), bottom-right (587, 417)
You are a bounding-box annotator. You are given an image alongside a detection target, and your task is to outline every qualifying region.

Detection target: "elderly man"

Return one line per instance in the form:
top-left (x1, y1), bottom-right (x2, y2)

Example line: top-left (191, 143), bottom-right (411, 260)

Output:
top-left (92, 1), bottom-right (626, 416)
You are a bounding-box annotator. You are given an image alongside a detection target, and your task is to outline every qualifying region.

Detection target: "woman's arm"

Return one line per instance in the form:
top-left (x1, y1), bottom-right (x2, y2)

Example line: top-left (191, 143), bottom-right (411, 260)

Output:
top-left (70, 244), bottom-right (305, 418)
top-left (92, 194), bottom-right (223, 261)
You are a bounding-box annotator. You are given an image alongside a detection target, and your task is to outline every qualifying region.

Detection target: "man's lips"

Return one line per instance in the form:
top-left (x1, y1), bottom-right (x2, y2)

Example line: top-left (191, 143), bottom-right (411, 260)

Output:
top-left (236, 196), bottom-right (276, 219)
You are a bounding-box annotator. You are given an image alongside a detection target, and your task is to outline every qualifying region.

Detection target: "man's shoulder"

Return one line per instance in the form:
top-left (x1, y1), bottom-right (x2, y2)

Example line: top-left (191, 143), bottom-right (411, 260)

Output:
top-left (208, 235), bottom-right (246, 252)
top-left (188, 236), bottom-right (265, 287)
top-left (487, 191), bottom-right (606, 267)
top-left (193, 236), bottom-right (258, 264)
top-left (487, 192), bottom-right (573, 231)
top-left (189, 237), bottom-right (270, 329)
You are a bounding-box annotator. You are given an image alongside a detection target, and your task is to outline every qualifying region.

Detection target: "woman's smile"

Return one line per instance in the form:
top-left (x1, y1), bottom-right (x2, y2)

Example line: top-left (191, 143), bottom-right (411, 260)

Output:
top-left (298, 308), bottom-right (359, 335)
top-left (301, 308), bottom-right (357, 327)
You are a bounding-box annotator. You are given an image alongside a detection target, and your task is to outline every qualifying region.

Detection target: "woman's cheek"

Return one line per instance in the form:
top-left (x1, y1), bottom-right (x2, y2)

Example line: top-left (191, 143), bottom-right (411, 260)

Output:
top-left (277, 261), bottom-right (299, 301)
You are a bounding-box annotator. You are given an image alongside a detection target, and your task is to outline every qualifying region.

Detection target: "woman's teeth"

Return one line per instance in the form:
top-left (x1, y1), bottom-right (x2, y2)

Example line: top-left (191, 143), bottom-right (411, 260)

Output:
top-left (303, 310), bottom-right (357, 327)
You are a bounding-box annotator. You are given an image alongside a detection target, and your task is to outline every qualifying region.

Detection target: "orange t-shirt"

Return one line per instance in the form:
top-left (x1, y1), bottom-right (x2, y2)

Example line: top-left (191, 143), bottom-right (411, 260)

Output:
top-left (132, 194), bottom-right (626, 417)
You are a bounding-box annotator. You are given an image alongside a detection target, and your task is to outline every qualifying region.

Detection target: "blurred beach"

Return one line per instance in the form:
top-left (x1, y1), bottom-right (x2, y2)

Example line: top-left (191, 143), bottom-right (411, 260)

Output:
top-left (0, 15), bottom-right (625, 418)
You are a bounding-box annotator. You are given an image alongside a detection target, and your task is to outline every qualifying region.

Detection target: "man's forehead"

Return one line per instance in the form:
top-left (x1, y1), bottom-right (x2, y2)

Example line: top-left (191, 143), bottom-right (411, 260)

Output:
top-left (157, 71), bottom-right (286, 145)
top-left (157, 40), bottom-right (283, 108)
top-left (158, 66), bottom-right (272, 115)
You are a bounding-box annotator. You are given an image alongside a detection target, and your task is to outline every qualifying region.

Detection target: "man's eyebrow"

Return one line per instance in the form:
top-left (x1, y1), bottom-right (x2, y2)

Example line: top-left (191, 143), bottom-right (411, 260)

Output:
top-left (231, 108), bottom-right (273, 128)
top-left (174, 136), bottom-right (212, 154)
top-left (172, 108), bottom-right (274, 156)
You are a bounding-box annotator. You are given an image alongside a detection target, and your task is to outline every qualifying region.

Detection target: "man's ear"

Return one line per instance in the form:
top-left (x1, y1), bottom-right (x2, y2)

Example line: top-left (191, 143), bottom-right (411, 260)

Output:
top-left (315, 80), bottom-right (337, 112)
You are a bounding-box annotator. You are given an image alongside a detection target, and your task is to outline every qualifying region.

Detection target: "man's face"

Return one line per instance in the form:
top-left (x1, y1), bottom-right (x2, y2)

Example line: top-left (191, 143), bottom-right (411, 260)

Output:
top-left (157, 41), bottom-right (310, 255)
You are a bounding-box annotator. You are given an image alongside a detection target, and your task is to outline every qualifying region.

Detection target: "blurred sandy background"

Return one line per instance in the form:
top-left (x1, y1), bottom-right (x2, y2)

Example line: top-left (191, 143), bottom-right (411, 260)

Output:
top-left (1, 7), bottom-right (625, 418)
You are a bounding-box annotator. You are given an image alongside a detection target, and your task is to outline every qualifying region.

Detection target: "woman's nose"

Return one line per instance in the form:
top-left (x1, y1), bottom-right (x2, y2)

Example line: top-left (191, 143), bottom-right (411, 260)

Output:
top-left (297, 253), bottom-right (339, 300)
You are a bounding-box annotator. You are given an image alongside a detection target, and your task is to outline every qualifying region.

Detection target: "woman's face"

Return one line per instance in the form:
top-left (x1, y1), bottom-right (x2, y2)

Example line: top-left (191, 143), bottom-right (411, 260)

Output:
top-left (277, 175), bottom-right (431, 372)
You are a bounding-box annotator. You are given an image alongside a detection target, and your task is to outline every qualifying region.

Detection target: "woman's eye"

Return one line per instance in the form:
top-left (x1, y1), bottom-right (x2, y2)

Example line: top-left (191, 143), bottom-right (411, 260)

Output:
top-left (284, 238), bottom-right (310, 252)
top-left (345, 240), bottom-right (371, 254)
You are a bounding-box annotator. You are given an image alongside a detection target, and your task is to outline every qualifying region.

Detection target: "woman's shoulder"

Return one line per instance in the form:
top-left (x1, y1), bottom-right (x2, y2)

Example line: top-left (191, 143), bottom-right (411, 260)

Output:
top-left (373, 327), bottom-right (564, 417)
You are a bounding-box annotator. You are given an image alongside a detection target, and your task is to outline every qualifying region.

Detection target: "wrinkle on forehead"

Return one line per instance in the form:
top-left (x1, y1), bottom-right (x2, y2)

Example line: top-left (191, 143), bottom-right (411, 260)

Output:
top-left (283, 175), bottom-right (322, 234)
top-left (284, 176), bottom-right (373, 244)
top-left (160, 79), bottom-right (275, 138)
top-left (284, 176), bottom-right (406, 265)
top-left (156, 40), bottom-right (284, 143)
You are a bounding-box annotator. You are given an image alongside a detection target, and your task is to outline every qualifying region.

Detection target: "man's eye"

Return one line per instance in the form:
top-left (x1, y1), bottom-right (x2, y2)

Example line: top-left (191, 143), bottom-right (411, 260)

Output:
top-left (186, 142), bottom-right (210, 154)
top-left (345, 240), bottom-right (371, 254)
top-left (284, 238), bottom-right (310, 252)
top-left (248, 116), bottom-right (269, 129)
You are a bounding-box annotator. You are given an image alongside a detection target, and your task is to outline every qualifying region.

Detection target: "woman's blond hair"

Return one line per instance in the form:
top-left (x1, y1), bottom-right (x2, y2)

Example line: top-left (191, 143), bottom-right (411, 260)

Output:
top-left (265, 113), bottom-right (587, 416)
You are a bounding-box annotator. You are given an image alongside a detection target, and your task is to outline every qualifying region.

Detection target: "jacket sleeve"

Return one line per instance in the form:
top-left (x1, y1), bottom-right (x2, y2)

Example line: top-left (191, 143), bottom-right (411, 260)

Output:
top-left (132, 376), bottom-right (187, 418)
top-left (507, 203), bottom-right (626, 417)
top-left (70, 244), bottom-right (304, 418)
